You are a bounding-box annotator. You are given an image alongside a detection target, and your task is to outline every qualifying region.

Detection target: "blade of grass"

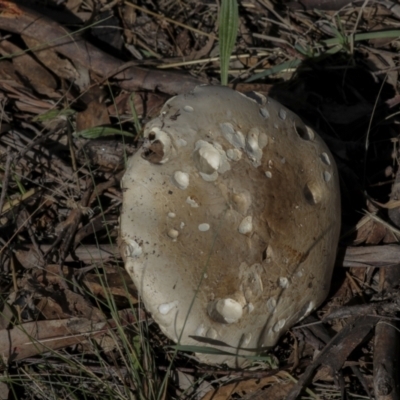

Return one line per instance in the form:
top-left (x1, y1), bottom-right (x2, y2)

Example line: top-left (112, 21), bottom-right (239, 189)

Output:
top-left (33, 108), bottom-right (76, 122)
top-left (245, 58), bottom-right (301, 82)
top-left (168, 344), bottom-right (276, 364)
top-left (74, 126), bottom-right (135, 139)
top-left (322, 29), bottom-right (400, 46)
top-left (248, 29), bottom-right (400, 82)
top-left (219, 0), bottom-right (239, 85)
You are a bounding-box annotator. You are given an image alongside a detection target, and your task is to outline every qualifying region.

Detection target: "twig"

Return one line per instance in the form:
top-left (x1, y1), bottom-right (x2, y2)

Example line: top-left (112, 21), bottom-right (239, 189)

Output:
top-left (286, 316), bottom-right (377, 400)
top-left (373, 165), bottom-right (400, 399)
top-left (124, 2), bottom-right (216, 39)
top-left (0, 146), bottom-right (12, 214)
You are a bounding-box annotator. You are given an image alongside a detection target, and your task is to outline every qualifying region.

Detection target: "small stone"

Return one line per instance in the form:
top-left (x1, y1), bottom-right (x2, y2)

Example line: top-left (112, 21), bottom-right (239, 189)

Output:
top-left (198, 223), bottom-right (210, 232)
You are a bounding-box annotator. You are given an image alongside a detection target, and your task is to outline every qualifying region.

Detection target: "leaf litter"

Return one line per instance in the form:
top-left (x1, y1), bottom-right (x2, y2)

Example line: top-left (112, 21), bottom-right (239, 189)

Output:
top-left (0, 0), bottom-right (400, 398)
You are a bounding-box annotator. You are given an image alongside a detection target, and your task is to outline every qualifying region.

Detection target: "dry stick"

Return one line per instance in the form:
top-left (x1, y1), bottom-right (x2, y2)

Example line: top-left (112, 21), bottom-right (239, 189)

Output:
top-left (322, 300), bottom-right (400, 322)
top-left (340, 244), bottom-right (400, 268)
top-left (10, 252), bottom-right (18, 293)
top-left (88, 170), bottom-right (124, 206)
top-left (288, 0), bottom-right (356, 10)
top-left (0, 197), bottom-right (49, 257)
top-left (0, 1), bottom-right (205, 95)
top-left (58, 182), bottom-right (93, 262)
top-left (372, 164), bottom-right (400, 400)
top-left (286, 316), bottom-right (377, 400)
top-left (11, 128), bottom-right (57, 165)
top-left (2, 130), bottom-right (74, 177)
top-left (374, 319), bottom-right (400, 400)
top-left (295, 314), bottom-right (371, 399)
top-left (19, 208), bottom-right (45, 265)
top-left (41, 182), bottom-right (93, 289)
top-left (351, 364), bottom-right (373, 399)
top-left (124, 2), bottom-right (216, 39)
top-left (0, 146), bottom-right (12, 214)
top-left (17, 244), bottom-right (119, 267)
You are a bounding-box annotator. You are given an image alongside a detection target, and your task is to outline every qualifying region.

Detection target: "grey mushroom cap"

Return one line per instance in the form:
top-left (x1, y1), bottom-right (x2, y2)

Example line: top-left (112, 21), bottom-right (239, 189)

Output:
top-left (120, 85), bottom-right (341, 366)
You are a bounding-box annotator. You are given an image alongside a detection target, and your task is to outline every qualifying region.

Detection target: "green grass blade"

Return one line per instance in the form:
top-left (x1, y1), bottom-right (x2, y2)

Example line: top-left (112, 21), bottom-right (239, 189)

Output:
top-left (246, 58), bottom-right (302, 82)
top-left (33, 108), bottom-right (76, 122)
top-left (168, 344), bottom-right (276, 364)
top-left (219, 0), bottom-right (239, 86)
top-left (74, 126), bottom-right (135, 139)
top-left (322, 29), bottom-right (400, 46)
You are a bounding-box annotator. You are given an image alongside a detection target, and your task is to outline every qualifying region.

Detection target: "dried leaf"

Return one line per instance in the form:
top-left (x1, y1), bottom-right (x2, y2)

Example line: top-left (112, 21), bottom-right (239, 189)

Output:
top-left (22, 35), bottom-right (80, 82)
top-left (201, 372), bottom-right (293, 400)
top-left (108, 91), bottom-right (167, 119)
top-left (76, 100), bottom-right (110, 131)
top-left (0, 40), bottom-right (58, 98)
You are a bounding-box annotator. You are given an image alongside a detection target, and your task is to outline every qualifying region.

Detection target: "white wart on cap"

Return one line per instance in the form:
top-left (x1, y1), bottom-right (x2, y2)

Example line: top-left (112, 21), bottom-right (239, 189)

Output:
top-left (120, 85), bottom-right (341, 366)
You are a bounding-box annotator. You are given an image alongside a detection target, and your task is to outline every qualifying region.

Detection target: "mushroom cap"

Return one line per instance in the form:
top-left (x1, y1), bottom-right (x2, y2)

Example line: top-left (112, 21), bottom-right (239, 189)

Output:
top-left (120, 85), bottom-right (341, 366)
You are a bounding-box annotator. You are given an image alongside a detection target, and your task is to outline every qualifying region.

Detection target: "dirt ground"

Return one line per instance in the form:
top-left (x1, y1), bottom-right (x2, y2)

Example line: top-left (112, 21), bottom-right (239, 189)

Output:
top-left (1, 0), bottom-right (400, 399)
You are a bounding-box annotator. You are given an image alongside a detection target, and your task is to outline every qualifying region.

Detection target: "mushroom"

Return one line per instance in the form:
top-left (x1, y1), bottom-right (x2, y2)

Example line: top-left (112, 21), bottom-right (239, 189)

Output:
top-left (120, 85), bottom-right (341, 366)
